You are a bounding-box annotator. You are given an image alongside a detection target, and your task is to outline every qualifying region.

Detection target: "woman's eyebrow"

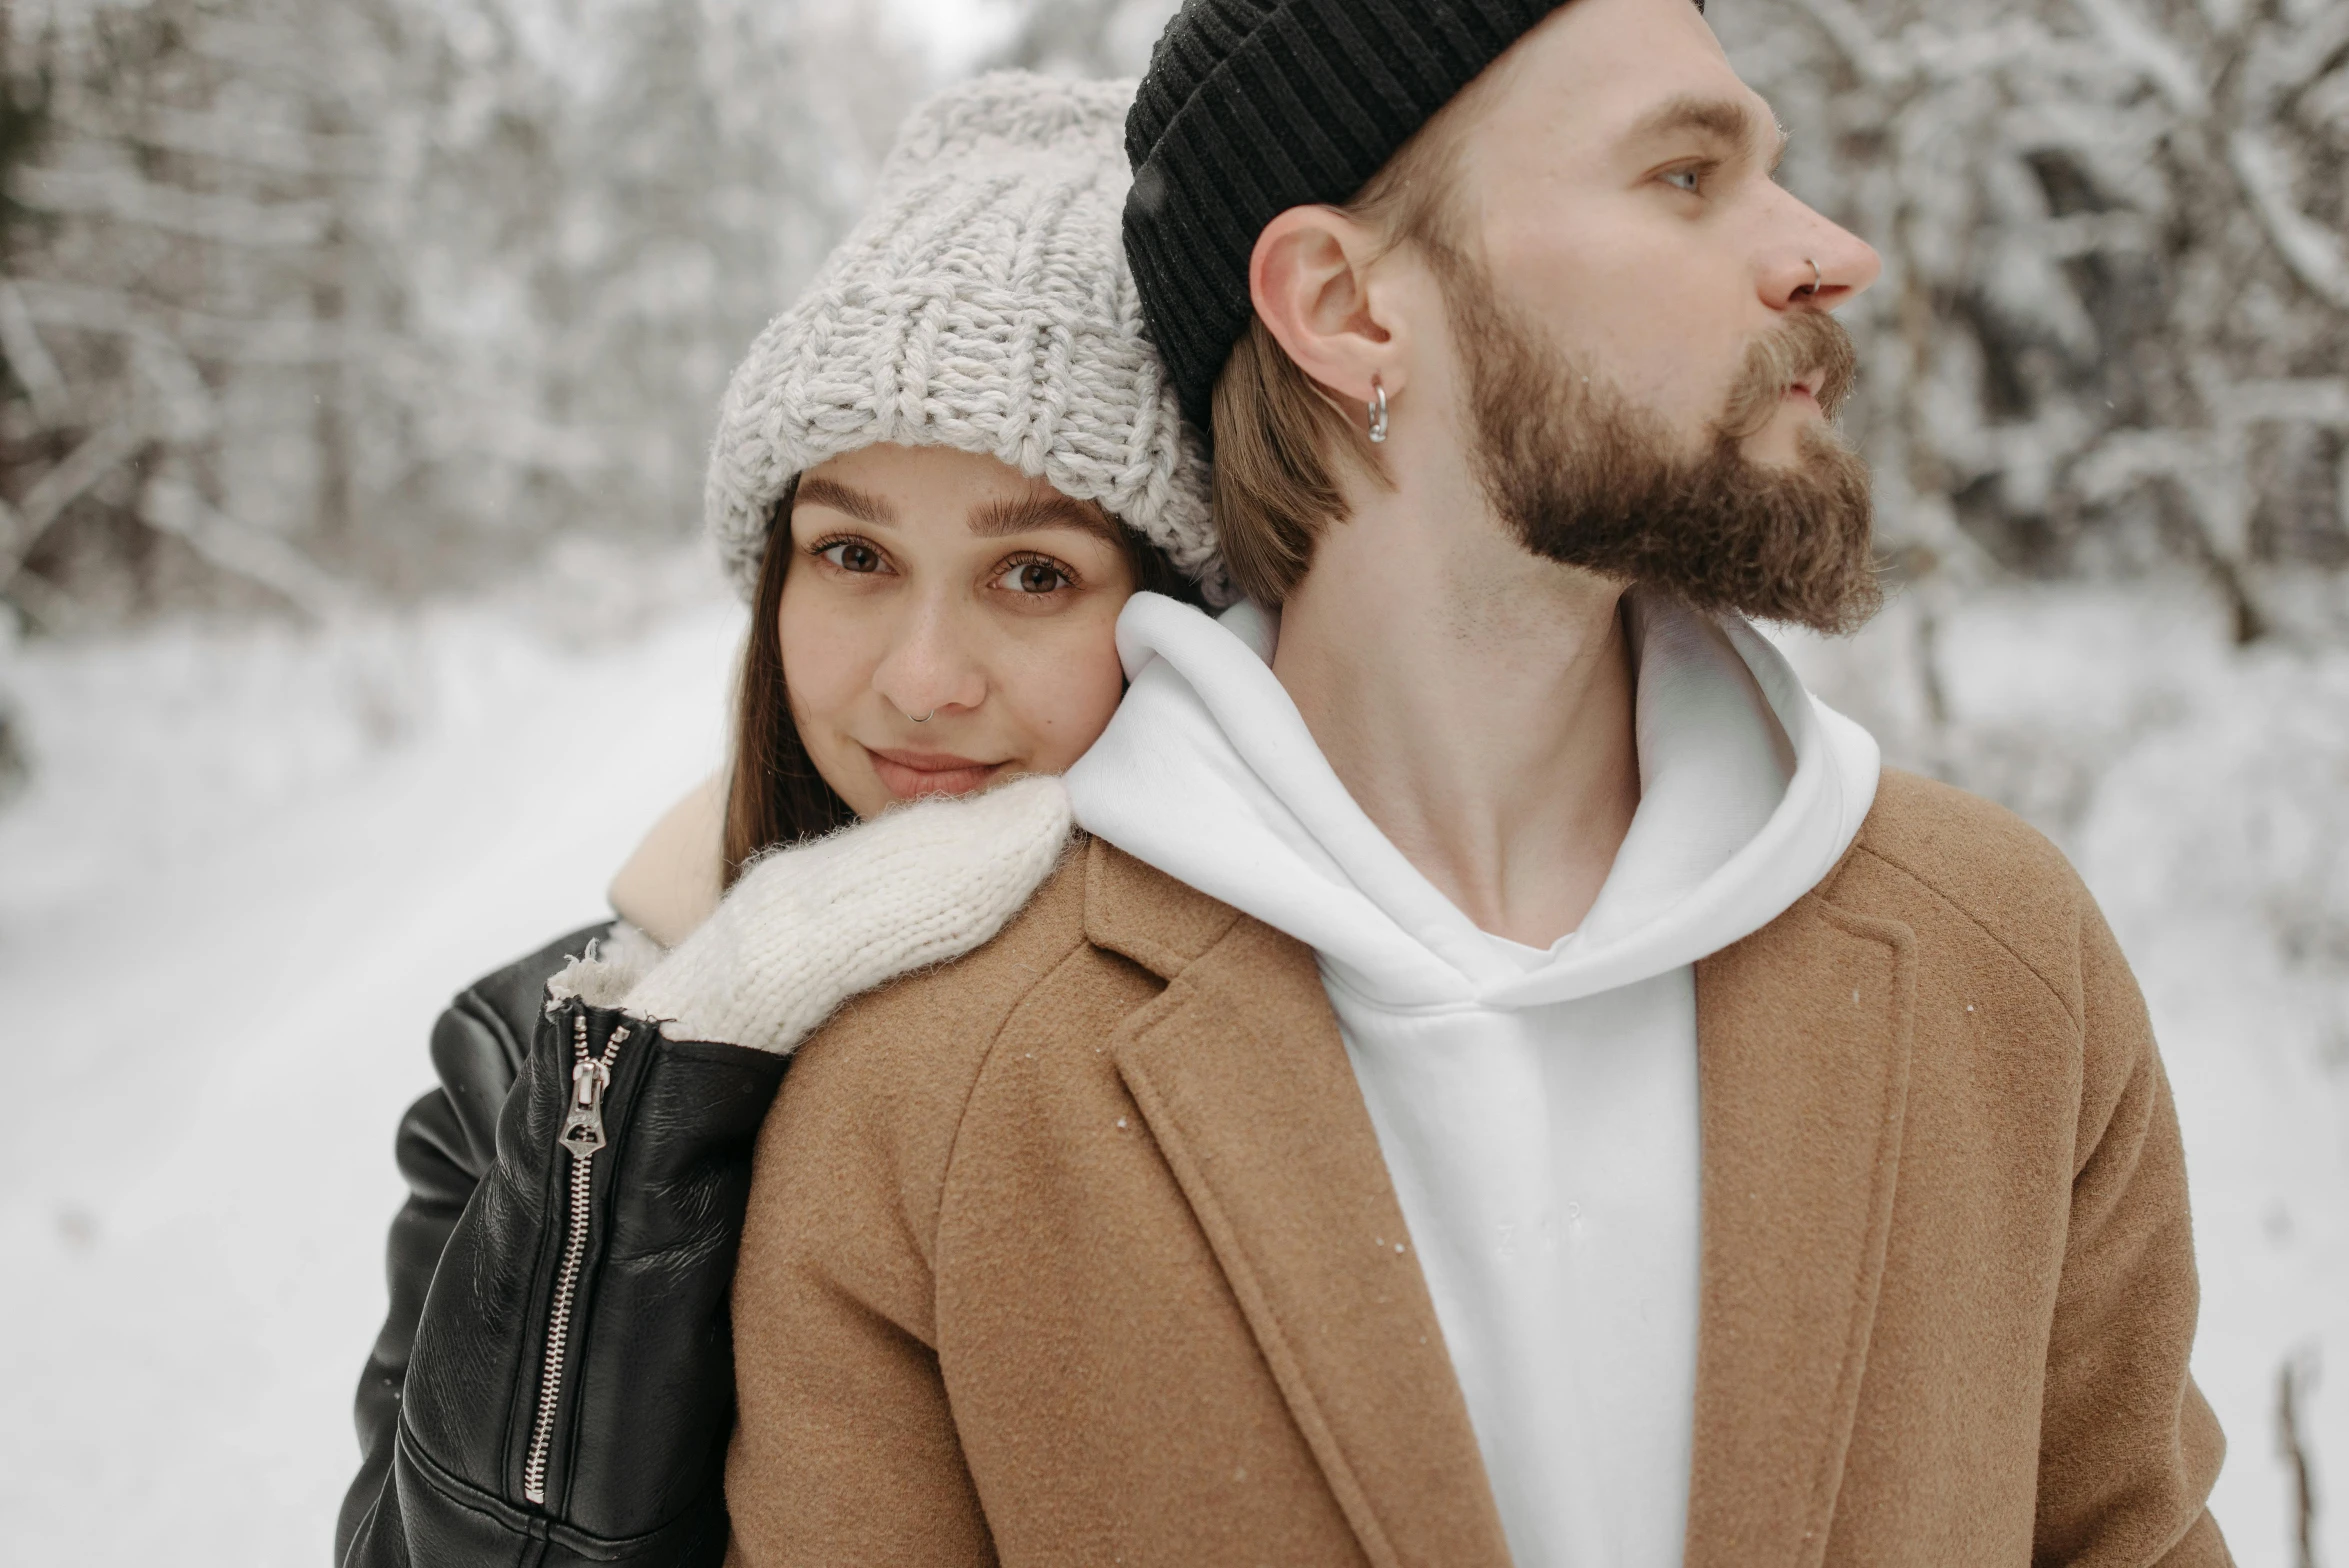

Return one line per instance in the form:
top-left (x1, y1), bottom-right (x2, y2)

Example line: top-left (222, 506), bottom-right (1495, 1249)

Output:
top-left (968, 493), bottom-right (1121, 545)
top-left (795, 476), bottom-right (895, 525)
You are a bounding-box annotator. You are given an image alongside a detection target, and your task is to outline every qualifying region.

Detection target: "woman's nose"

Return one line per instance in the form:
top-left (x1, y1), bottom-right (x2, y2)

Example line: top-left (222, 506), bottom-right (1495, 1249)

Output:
top-left (870, 596), bottom-right (990, 723)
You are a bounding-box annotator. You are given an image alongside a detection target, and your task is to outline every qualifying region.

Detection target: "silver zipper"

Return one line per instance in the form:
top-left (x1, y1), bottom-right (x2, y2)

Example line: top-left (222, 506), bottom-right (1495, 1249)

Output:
top-left (522, 1010), bottom-right (630, 1507)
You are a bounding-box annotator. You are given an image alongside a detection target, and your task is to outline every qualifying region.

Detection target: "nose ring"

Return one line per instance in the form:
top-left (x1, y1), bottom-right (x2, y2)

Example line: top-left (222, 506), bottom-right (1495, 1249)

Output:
top-left (1799, 257), bottom-right (1821, 298)
top-left (911, 710), bottom-right (934, 723)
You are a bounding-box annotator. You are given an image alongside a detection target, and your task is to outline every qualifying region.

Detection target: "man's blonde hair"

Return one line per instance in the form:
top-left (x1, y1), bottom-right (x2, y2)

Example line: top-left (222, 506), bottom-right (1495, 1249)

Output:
top-left (1207, 93), bottom-right (1478, 605)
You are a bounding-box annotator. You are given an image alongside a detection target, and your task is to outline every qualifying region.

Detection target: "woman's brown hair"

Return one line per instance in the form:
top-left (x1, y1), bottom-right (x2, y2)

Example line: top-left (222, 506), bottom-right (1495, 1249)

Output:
top-left (721, 474), bottom-right (1206, 885)
top-left (723, 477), bottom-right (859, 883)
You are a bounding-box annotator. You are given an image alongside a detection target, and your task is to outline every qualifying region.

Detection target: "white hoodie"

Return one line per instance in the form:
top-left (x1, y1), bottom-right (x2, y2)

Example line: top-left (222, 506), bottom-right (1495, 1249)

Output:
top-left (1064, 590), bottom-right (1880, 1568)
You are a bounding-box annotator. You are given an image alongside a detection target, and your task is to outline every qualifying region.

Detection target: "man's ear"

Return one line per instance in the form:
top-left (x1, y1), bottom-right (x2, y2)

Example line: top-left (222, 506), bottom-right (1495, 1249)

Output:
top-left (1249, 206), bottom-right (1407, 406)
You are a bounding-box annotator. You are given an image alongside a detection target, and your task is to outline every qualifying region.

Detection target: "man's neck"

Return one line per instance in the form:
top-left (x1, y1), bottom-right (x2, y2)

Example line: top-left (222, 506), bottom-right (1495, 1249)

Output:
top-left (1270, 484), bottom-right (1640, 950)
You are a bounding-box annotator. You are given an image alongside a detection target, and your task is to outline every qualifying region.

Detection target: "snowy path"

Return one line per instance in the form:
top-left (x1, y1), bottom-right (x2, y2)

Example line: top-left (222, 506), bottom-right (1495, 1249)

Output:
top-left (1, 574), bottom-right (2342, 1565)
top-left (0, 569), bottom-right (743, 1564)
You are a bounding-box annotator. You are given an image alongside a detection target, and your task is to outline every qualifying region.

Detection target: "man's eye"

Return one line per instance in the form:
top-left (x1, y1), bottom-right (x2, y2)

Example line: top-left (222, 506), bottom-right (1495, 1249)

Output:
top-left (819, 541), bottom-right (883, 573)
top-left (1663, 167), bottom-right (1703, 194)
top-left (996, 559), bottom-right (1072, 595)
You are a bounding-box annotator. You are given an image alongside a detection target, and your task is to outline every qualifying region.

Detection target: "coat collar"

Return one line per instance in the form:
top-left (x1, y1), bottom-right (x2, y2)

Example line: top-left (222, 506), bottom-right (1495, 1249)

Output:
top-left (1082, 836), bottom-right (1917, 1568)
top-left (1082, 831), bottom-right (1243, 980)
top-left (1087, 838), bottom-right (1514, 1568)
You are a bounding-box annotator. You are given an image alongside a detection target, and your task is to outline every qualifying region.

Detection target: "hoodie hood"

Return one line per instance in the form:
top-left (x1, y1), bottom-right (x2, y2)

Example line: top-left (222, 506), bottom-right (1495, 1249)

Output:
top-left (1065, 590), bottom-right (1880, 1007)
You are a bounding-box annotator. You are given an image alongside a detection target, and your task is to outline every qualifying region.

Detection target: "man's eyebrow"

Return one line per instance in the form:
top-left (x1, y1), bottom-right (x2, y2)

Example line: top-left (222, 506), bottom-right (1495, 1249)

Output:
top-left (968, 492), bottom-right (1123, 546)
top-left (794, 476), bottom-right (895, 526)
top-left (1627, 93), bottom-right (1781, 164)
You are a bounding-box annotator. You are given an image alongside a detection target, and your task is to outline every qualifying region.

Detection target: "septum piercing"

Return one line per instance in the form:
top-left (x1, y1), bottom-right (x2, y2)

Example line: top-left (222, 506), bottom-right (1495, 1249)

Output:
top-left (911, 710), bottom-right (934, 723)
top-left (1366, 375), bottom-right (1390, 444)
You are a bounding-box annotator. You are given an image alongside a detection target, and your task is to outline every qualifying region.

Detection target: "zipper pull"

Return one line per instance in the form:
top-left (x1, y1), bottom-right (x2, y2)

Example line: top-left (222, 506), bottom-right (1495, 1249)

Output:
top-left (558, 1057), bottom-right (612, 1156)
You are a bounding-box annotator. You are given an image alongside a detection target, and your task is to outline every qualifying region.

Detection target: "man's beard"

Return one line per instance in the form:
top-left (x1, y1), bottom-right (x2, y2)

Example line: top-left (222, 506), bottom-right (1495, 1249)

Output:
top-left (1437, 253), bottom-right (1883, 635)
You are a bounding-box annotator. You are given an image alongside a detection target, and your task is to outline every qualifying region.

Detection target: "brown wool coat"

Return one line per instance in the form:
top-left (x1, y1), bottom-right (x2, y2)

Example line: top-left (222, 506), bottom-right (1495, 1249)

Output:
top-left (723, 769), bottom-right (2231, 1568)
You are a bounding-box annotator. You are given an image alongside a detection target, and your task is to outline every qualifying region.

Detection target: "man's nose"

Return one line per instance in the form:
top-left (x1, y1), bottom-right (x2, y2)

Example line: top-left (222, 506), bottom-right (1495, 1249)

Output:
top-left (1762, 204), bottom-right (1882, 312)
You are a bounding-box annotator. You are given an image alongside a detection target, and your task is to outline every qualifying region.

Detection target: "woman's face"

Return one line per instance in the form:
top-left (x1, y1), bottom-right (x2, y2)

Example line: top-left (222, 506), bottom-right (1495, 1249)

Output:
top-left (779, 442), bottom-right (1139, 818)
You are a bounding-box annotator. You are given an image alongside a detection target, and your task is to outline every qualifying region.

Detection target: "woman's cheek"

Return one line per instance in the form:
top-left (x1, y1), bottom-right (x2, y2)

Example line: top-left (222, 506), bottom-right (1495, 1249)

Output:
top-left (1011, 611), bottom-right (1131, 772)
top-left (777, 600), bottom-right (821, 716)
top-left (778, 590), bottom-right (871, 773)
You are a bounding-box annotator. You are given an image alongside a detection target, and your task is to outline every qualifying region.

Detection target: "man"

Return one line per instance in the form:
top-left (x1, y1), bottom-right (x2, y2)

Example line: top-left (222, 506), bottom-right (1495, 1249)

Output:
top-left (723, 2), bottom-right (2230, 1563)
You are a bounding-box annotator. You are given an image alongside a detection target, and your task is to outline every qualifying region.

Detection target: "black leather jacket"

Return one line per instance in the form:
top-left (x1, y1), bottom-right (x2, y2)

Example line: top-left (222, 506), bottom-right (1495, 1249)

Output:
top-left (337, 925), bottom-right (790, 1567)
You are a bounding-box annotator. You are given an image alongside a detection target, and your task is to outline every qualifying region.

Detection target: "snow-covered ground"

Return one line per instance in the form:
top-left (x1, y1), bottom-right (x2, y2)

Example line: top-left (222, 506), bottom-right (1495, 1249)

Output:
top-left (0, 543), bottom-right (744, 1564)
top-left (0, 563), bottom-right (2342, 1565)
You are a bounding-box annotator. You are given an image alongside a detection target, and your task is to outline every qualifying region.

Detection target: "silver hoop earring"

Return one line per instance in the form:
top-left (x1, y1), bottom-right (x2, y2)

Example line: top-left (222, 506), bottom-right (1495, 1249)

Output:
top-left (1366, 376), bottom-right (1389, 445)
top-left (1798, 257), bottom-right (1821, 297)
top-left (911, 710), bottom-right (934, 724)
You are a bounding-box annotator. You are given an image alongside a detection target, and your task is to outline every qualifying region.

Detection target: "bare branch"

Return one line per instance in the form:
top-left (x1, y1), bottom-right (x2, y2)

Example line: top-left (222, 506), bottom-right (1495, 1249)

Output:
top-left (11, 166), bottom-right (333, 249)
top-left (2068, 0), bottom-right (2209, 116)
top-left (138, 477), bottom-right (351, 620)
top-left (2275, 1347), bottom-right (2322, 1568)
top-left (0, 278), bottom-right (73, 429)
top-left (2218, 377), bottom-right (2349, 428)
top-left (12, 279), bottom-right (343, 366)
top-left (180, 16), bottom-right (354, 94)
top-left (1780, 0), bottom-right (1916, 89)
top-left (2, 420), bottom-right (145, 578)
top-left (130, 107), bottom-right (377, 179)
top-left (2245, 5), bottom-right (2349, 105)
top-left (2228, 129), bottom-right (2349, 313)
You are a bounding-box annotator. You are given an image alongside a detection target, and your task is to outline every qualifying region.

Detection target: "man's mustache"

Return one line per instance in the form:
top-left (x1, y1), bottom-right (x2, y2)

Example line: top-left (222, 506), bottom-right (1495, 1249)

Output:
top-left (1715, 310), bottom-right (1859, 440)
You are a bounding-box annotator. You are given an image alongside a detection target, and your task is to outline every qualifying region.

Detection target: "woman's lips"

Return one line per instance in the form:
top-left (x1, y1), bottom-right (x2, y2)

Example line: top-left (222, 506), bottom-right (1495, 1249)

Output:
top-left (863, 745), bottom-right (1008, 800)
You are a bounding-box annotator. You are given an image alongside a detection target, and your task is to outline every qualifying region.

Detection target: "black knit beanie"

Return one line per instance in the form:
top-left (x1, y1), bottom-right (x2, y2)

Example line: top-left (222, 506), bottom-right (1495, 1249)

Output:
top-left (1126, 0), bottom-right (1691, 432)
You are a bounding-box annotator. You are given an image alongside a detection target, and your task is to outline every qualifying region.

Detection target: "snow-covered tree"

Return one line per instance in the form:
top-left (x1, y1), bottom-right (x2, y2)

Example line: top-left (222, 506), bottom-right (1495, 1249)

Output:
top-left (1716, 0), bottom-right (2349, 642)
top-left (4, 0), bottom-right (2342, 640)
top-left (0, 0), bottom-right (918, 623)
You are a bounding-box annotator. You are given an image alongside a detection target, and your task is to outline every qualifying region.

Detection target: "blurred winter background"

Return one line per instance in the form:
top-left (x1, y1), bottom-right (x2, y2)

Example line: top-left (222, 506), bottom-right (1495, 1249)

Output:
top-left (0, 0), bottom-right (2341, 1558)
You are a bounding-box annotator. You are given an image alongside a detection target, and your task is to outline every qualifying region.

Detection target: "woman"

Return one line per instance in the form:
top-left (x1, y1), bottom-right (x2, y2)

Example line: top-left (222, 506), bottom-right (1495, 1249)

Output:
top-left (335, 71), bottom-right (1217, 1567)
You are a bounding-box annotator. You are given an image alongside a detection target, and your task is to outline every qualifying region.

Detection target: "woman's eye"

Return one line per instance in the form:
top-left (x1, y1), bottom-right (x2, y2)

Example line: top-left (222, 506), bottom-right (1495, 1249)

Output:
top-left (996, 559), bottom-right (1073, 595)
top-left (1662, 167), bottom-right (1702, 194)
top-left (819, 541), bottom-right (883, 573)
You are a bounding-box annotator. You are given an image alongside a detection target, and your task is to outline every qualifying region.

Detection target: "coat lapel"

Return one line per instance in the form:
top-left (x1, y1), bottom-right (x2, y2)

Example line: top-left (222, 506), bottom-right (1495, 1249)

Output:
top-left (1682, 891), bottom-right (1917, 1568)
top-left (1084, 840), bottom-right (1514, 1568)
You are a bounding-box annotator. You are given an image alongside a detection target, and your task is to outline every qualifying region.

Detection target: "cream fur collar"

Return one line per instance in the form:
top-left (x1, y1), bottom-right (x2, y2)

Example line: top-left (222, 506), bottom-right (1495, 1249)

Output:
top-left (555, 775), bottom-right (1075, 1057)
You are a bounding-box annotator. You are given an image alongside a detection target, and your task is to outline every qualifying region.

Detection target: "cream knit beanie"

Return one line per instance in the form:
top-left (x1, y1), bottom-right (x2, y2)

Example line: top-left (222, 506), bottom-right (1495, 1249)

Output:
top-left (705, 72), bottom-right (1224, 602)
